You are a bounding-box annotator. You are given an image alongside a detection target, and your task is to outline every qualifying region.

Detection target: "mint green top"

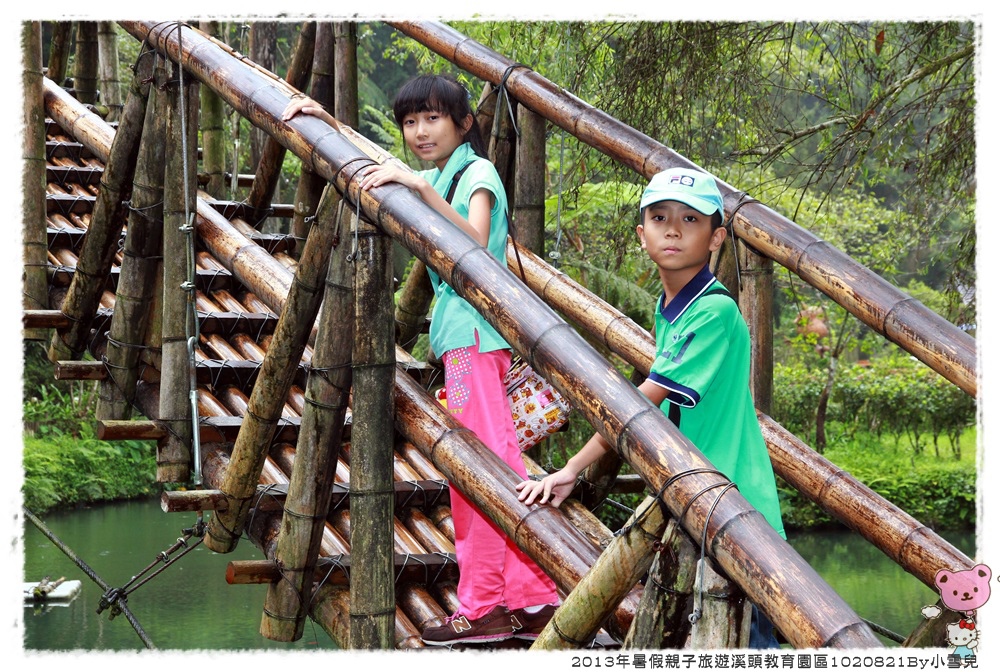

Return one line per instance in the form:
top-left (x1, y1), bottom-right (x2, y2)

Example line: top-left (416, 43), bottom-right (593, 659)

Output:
top-left (648, 264), bottom-right (786, 539)
top-left (419, 142), bottom-right (511, 356)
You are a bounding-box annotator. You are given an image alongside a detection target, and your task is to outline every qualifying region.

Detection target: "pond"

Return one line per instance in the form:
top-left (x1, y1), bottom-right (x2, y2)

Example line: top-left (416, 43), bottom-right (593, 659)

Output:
top-left (19, 497), bottom-right (975, 652)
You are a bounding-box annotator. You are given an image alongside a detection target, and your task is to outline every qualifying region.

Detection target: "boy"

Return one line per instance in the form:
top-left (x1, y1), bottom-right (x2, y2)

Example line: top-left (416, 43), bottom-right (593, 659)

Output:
top-left (515, 166), bottom-right (784, 648)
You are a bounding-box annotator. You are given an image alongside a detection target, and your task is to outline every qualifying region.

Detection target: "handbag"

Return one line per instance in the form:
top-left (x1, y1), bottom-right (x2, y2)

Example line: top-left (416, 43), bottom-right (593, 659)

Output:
top-left (434, 357), bottom-right (571, 452)
top-left (503, 356), bottom-right (571, 451)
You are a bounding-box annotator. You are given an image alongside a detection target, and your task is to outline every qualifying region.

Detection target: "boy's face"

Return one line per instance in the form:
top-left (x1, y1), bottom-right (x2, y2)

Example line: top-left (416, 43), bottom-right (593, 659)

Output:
top-left (637, 200), bottom-right (726, 275)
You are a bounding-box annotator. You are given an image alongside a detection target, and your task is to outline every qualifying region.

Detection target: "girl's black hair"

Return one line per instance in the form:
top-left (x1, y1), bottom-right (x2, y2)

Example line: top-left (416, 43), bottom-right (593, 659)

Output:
top-left (392, 74), bottom-right (489, 158)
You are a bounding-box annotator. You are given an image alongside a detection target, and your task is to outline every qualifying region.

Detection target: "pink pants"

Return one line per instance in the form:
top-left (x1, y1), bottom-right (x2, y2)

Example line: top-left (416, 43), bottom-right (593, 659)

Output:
top-left (443, 337), bottom-right (560, 620)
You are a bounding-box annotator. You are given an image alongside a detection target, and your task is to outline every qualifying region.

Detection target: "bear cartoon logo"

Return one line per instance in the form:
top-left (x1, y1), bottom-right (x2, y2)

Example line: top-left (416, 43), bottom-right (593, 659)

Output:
top-left (936, 563), bottom-right (991, 617)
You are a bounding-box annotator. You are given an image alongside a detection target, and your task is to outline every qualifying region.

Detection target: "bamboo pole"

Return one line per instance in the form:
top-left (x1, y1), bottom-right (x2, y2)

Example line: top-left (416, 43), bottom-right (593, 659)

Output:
top-left (97, 22), bottom-right (123, 123)
top-left (247, 21), bottom-right (316, 219)
top-left (198, 21), bottom-right (227, 199)
top-left (96, 54), bottom-right (163, 421)
top-left (531, 496), bottom-right (665, 649)
top-left (740, 243), bottom-right (774, 412)
top-left (119, 21), bottom-right (878, 647)
top-left (622, 518), bottom-right (699, 648)
top-left (22, 21), bottom-right (49, 342)
top-left (204, 169), bottom-right (342, 555)
top-left (47, 61), bottom-right (149, 363)
top-left (687, 558), bottom-right (750, 649)
top-left (393, 259), bottom-right (433, 352)
top-left (486, 80), bottom-right (516, 205)
top-left (73, 22), bottom-right (98, 105)
top-left (514, 105), bottom-right (546, 256)
top-left (290, 23), bottom-right (335, 249)
top-left (349, 208), bottom-right (397, 650)
top-left (333, 22), bottom-right (358, 129)
top-left (260, 192), bottom-right (354, 641)
top-left (46, 21), bottom-right (72, 85)
top-left (158, 63), bottom-right (199, 482)
top-left (388, 20), bottom-right (976, 399)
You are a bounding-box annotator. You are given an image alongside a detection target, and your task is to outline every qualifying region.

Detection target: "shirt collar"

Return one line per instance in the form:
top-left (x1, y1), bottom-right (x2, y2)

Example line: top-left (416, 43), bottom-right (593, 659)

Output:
top-left (428, 142), bottom-right (476, 197)
top-left (658, 264), bottom-right (718, 324)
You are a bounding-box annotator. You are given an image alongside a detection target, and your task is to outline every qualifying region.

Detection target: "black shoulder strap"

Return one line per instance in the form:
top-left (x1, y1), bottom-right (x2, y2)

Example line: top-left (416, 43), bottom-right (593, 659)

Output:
top-left (702, 285), bottom-right (740, 313)
top-left (445, 165), bottom-right (469, 205)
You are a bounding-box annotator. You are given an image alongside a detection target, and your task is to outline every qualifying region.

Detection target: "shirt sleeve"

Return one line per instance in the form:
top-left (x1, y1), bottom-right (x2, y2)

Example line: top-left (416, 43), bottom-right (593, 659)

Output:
top-left (648, 298), bottom-right (733, 407)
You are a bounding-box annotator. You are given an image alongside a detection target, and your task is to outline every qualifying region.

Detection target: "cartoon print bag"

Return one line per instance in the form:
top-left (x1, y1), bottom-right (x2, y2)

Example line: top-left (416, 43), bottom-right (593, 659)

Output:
top-left (434, 356), bottom-right (571, 452)
top-left (502, 356), bottom-right (571, 451)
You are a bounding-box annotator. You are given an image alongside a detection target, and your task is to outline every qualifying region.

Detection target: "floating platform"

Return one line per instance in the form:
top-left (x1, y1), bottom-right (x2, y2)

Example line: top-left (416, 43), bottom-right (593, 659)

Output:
top-left (23, 580), bottom-right (82, 603)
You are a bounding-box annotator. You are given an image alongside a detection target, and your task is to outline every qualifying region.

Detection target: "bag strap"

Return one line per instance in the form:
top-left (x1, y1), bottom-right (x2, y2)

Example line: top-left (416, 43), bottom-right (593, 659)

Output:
top-left (445, 165), bottom-right (469, 205)
top-left (447, 162), bottom-right (527, 284)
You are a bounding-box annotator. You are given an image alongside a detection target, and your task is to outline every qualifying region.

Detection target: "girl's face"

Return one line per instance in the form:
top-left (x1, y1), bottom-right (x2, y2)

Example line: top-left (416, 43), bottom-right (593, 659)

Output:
top-left (400, 110), bottom-right (473, 170)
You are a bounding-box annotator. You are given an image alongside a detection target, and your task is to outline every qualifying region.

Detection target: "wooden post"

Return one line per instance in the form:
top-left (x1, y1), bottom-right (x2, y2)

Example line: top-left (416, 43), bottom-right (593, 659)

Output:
top-left (72, 22), bottom-right (98, 105)
top-left (623, 518), bottom-right (699, 648)
top-left (333, 22), bottom-right (358, 129)
top-left (158, 60), bottom-right (200, 482)
top-left (260, 191), bottom-right (354, 641)
top-left (22, 21), bottom-right (49, 342)
top-left (203, 170), bottom-right (343, 555)
top-left (393, 259), bottom-right (433, 352)
top-left (97, 56), bottom-right (165, 421)
top-left (289, 22), bottom-right (335, 250)
top-left (46, 21), bottom-right (72, 85)
top-left (97, 21), bottom-right (123, 122)
top-left (349, 206), bottom-right (396, 649)
top-left (47, 56), bottom-right (150, 362)
top-left (246, 21), bottom-right (316, 221)
top-left (247, 21), bottom-right (277, 170)
top-left (687, 558), bottom-right (751, 649)
top-left (514, 105), bottom-right (546, 256)
top-left (198, 20), bottom-right (227, 199)
top-left (531, 496), bottom-right (665, 649)
top-left (740, 243), bottom-right (774, 413)
top-left (486, 79), bottom-right (516, 205)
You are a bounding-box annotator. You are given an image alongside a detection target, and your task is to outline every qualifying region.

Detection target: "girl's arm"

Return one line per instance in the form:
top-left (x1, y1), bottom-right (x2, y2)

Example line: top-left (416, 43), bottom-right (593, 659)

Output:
top-left (515, 379), bottom-right (670, 507)
top-left (361, 164), bottom-right (493, 247)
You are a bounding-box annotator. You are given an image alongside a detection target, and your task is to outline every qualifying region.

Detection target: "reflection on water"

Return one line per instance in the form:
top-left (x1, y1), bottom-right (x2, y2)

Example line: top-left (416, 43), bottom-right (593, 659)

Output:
top-left (22, 498), bottom-right (337, 651)
top-left (22, 498), bottom-right (976, 651)
top-left (787, 527), bottom-right (976, 646)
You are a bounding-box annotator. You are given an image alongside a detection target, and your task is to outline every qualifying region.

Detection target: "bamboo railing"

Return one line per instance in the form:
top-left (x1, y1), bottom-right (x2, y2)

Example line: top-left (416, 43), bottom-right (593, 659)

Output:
top-left (387, 20), bottom-right (976, 399)
top-left (119, 20), bottom-right (881, 648)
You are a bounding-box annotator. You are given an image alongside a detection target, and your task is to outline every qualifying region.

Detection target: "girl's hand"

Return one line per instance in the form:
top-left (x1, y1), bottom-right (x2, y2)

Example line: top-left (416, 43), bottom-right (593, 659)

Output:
top-left (515, 468), bottom-right (578, 507)
top-left (359, 163), bottom-right (426, 194)
top-left (281, 95), bottom-right (341, 131)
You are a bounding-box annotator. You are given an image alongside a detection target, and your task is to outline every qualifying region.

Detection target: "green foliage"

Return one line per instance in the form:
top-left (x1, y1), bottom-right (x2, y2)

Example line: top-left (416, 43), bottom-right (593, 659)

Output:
top-left (22, 433), bottom-right (157, 514)
top-left (773, 355), bottom-right (975, 457)
top-left (777, 426), bottom-right (976, 531)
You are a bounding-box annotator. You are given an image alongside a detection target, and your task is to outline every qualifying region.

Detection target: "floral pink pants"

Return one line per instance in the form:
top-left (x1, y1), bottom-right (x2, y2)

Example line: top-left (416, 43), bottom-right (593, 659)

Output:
top-left (443, 337), bottom-right (560, 620)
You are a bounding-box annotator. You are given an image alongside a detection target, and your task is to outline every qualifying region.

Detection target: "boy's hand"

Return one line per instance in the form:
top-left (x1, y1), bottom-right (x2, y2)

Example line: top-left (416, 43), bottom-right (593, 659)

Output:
top-left (515, 468), bottom-right (577, 508)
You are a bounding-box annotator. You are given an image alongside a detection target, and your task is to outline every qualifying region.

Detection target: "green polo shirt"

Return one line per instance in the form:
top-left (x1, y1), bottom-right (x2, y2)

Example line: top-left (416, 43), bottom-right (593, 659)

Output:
top-left (419, 142), bottom-right (510, 357)
top-left (648, 264), bottom-right (785, 538)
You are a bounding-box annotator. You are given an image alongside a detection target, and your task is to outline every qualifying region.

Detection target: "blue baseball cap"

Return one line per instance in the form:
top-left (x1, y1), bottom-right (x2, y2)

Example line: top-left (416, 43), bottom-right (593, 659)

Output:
top-left (640, 168), bottom-right (724, 218)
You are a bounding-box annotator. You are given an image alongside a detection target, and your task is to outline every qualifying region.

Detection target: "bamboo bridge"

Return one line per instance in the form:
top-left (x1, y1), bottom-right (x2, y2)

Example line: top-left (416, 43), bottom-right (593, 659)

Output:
top-left (21, 20), bottom-right (977, 651)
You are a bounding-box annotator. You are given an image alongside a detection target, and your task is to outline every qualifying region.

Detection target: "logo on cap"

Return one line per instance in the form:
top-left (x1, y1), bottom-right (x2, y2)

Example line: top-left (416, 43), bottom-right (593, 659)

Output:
top-left (668, 175), bottom-right (696, 188)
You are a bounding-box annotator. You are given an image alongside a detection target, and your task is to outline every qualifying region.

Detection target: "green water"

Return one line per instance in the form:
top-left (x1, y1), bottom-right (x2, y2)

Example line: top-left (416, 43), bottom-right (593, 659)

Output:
top-left (21, 498), bottom-right (337, 652)
top-left (20, 498), bottom-right (975, 652)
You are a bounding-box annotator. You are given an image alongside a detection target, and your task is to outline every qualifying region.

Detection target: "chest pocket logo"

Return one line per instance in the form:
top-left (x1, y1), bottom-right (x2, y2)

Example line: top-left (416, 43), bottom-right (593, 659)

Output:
top-left (665, 331), bottom-right (696, 364)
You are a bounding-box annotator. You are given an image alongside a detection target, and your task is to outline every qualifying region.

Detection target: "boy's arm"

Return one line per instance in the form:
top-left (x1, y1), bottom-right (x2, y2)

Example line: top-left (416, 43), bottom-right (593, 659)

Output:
top-left (515, 377), bottom-right (671, 506)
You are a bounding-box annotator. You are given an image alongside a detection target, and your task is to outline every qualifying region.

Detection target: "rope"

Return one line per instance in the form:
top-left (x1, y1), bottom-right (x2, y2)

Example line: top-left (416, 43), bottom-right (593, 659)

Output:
top-left (23, 507), bottom-right (156, 649)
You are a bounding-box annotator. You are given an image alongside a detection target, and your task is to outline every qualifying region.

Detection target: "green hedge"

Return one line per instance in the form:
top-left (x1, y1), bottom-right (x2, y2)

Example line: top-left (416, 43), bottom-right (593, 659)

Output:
top-left (773, 356), bottom-right (975, 458)
top-left (777, 428), bottom-right (976, 531)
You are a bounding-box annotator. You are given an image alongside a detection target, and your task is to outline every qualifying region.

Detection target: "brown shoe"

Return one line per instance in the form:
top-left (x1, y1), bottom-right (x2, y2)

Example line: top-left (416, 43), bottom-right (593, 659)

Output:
top-left (421, 605), bottom-right (513, 646)
top-left (510, 604), bottom-right (557, 641)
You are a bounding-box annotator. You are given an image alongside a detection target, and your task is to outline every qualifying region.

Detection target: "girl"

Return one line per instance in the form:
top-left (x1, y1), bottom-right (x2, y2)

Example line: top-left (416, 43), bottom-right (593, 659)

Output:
top-left (283, 74), bottom-right (560, 646)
